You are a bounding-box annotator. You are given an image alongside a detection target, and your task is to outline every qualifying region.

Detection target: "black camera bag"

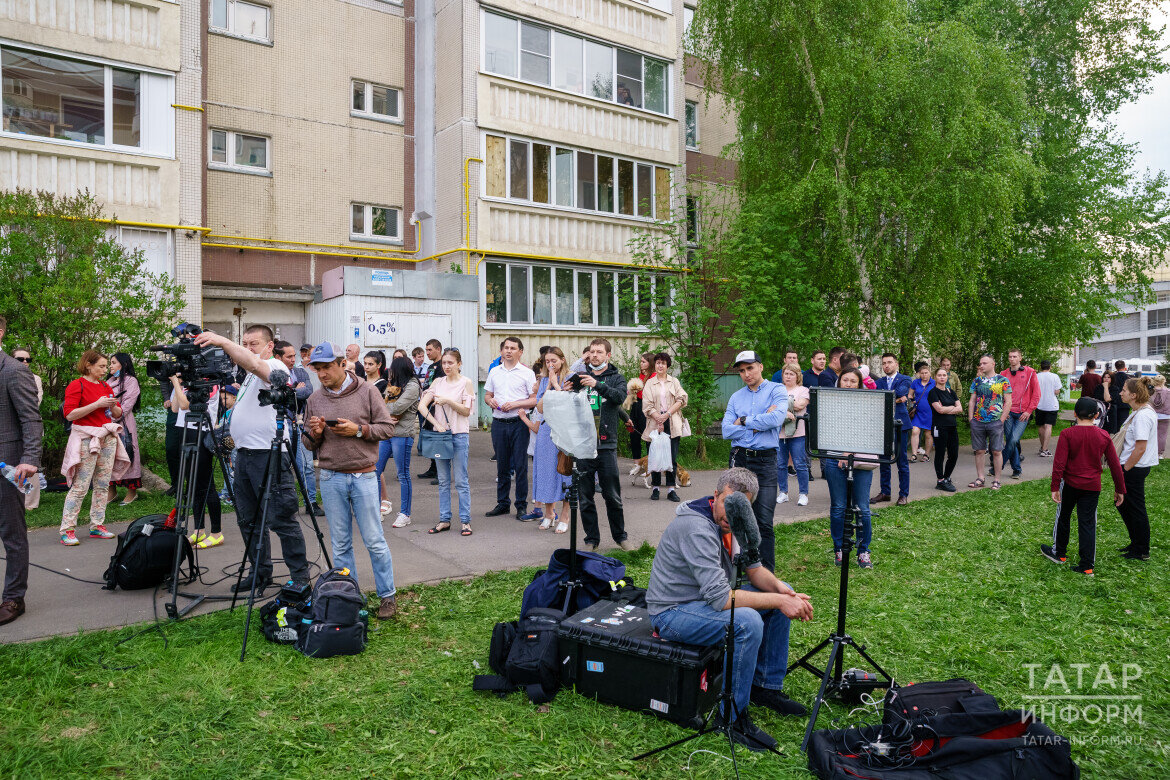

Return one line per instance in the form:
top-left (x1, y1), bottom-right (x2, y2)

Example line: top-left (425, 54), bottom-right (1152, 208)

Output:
top-left (883, 679), bottom-right (999, 725)
top-left (295, 567), bottom-right (368, 659)
top-left (473, 607), bottom-right (564, 704)
top-left (102, 514), bottom-right (195, 591)
top-left (259, 598), bottom-right (310, 645)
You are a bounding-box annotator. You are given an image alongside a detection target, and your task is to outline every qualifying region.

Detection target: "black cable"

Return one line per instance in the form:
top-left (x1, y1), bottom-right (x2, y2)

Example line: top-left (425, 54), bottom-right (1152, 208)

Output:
top-left (0, 555), bottom-right (108, 586)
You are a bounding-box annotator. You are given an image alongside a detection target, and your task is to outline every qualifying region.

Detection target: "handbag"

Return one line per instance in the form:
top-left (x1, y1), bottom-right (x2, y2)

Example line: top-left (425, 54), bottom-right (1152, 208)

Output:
top-left (119, 426), bottom-right (136, 464)
top-left (557, 451), bottom-right (574, 476)
top-left (420, 404), bottom-right (455, 459)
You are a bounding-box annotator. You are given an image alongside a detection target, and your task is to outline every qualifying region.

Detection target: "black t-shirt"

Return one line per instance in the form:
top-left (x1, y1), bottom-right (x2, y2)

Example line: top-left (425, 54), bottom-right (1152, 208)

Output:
top-left (927, 387), bottom-right (958, 429)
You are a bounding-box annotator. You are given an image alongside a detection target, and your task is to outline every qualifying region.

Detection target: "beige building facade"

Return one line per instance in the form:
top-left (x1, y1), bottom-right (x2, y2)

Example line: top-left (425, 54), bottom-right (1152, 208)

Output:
top-left (0, 0), bottom-right (204, 320)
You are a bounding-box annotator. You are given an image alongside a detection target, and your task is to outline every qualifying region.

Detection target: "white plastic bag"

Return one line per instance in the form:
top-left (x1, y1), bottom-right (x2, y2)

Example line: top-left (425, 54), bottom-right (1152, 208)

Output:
top-left (541, 390), bottom-right (598, 461)
top-left (647, 430), bottom-right (672, 473)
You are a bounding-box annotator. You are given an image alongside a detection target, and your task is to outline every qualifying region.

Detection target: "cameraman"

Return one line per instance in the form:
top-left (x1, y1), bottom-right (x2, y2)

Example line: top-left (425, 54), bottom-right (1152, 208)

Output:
top-left (194, 326), bottom-right (310, 593)
top-left (168, 374), bottom-right (223, 548)
top-left (572, 338), bottom-right (630, 551)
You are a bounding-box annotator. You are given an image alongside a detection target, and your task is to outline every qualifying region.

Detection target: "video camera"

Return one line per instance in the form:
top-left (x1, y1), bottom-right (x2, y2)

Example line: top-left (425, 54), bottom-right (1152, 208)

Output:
top-left (146, 323), bottom-right (235, 411)
top-left (257, 380), bottom-right (298, 412)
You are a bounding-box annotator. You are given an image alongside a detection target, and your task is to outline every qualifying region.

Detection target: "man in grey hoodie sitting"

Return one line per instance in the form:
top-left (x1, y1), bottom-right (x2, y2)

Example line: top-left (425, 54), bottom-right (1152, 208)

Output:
top-left (646, 467), bottom-right (814, 751)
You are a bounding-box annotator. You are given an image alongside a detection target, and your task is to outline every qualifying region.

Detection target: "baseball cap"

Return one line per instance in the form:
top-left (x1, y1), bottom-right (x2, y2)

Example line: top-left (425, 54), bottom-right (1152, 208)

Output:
top-left (300, 342), bottom-right (313, 352)
top-left (309, 341), bottom-right (339, 364)
top-left (733, 350), bottom-right (762, 368)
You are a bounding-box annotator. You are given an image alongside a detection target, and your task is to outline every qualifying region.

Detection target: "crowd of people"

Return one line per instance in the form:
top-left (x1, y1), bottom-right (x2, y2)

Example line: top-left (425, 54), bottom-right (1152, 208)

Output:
top-left (0, 310), bottom-right (1164, 633)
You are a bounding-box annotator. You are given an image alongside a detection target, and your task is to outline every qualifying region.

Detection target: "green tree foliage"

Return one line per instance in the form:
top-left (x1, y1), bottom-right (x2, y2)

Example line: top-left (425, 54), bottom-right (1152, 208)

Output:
top-left (0, 189), bottom-right (185, 466)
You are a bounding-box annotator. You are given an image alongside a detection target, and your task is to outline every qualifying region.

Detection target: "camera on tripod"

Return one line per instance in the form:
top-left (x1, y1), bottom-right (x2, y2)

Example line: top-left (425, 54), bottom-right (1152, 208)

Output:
top-left (146, 323), bottom-right (235, 410)
top-left (257, 382), bottom-right (298, 412)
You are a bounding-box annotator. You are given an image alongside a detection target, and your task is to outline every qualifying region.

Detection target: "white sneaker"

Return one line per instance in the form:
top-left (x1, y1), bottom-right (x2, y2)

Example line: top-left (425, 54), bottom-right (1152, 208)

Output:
top-left (797, 494), bottom-right (808, 506)
top-left (391, 513), bottom-right (411, 528)
top-left (777, 493), bottom-right (789, 504)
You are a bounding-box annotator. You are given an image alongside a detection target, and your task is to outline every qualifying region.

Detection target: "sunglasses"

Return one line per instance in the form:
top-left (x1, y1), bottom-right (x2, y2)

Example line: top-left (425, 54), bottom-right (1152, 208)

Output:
top-left (15, 356), bottom-right (31, 364)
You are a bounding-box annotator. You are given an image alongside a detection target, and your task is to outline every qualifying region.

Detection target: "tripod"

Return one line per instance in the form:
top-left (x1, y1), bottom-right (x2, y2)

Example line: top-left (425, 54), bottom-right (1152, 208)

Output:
top-left (787, 453), bottom-right (894, 752)
top-left (633, 554), bottom-right (782, 776)
top-left (165, 399), bottom-right (236, 620)
top-left (556, 458), bottom-right (585, 614)
top-left (230, 412), bottom-right (331, 661)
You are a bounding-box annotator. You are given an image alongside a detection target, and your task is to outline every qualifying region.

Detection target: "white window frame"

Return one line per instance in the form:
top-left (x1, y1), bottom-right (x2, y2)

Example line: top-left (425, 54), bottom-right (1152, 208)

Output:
top-left (350, 203), bottom-right (403, 245)
top-left (483, 259), bottom-right (660, 330)
top-left (486, 132), bottom-right (667, 222)
top-left (685, 100), bottom-right (699, 150)
top-left (350, 79), bottom-right (403, 123)
top-left (208, 128), bottom-right (271, 174)
top-left (480, 9), bottom-right (672, 118)
top-left (210, 0), bottom-right (272, 44)
top-left (0, 42), bottom-right (175, 158)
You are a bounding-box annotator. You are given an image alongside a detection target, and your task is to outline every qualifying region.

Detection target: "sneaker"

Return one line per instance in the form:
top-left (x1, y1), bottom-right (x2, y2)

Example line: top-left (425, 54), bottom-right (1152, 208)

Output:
top-left (751, 685), bottom-right (808, 716)
top-left (729, 712), bottom-right (778, 752)
top-left (391, 513), bottom-right (411, 528)
top-left (231, 576), bottom-right (272, 595)
top-left (61, 530), bottom-right (80, 546)
top-left (1040, 544), bottom-right (1067, 564)
top-left (1122, 550), bottom-right (1149, 561)
top-left (834, 549), bottom-right (842, 567)
top-left (517, 509), bottom-right (542, 522)
top-left (1011, 470), bottom-right (1022, 480)
top-left (941, 480), bottom-right (958, 493)
top-left (650, 488), bottom-right (660, 501)
top-left (188, 529), bottom-right (208, 545)
top-left (377, 596), bottom-right (398, 620)
top-left (617, 539), bottom-right (634, 551)
top-left (667, 489), bottom-right (681, 503)
top-left (196, 533), bottom-right (224, 549)
top-left (797, 494), bottom-right (808, 506)
top-left (777, 492), bottom-right (789, 505)
top-left (1071, 564), bottom-right (1094, 576)
top-left (857, 551), bottom-right (873, 569)
top-left (89, 525), bottom-right (115, 539)
top-left (935, 480), bottom-right (949, 491)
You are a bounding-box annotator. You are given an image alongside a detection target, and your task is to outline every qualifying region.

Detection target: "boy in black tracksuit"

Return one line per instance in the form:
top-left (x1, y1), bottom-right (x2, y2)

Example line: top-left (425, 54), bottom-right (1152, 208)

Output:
top-left (573, 339), bottom-right (629, 551)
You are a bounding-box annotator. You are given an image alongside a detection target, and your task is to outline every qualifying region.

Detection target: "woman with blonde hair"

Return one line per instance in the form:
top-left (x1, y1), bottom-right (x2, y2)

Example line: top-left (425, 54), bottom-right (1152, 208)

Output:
top-left (59, 350), bottom-right (129, 546)
top-left (642, 352), bottom-right (689, 502)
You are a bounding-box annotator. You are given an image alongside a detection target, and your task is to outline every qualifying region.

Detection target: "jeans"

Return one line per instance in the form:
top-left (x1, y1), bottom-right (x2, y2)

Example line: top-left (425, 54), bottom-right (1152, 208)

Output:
top-left (491, 418), bottom-right (528, 510)
top-left (296, 434), bottom-right (317, 500)
top-left (233, 449), bottom-right (310, 584)
top-left (653, 590), bottom-right (792, 721)
top-left (578, 449), bottom-right (626, 545)
top-left (1002, 411), bottom-right (1028, 473)
top-left (879, 428), bottom-right (910, 498)
top-left (776, 436), bottom-right (809, 496)
top-left (376, 437), bottom-right (414, 515)
top-left (436, 433), bottom-right (471, 524)
top-left (318, 469), bottom-right (396, 598)
top-left (730, 448), bottom-right (778, 572)
top-left (823, 459), bottom-right (873, 554)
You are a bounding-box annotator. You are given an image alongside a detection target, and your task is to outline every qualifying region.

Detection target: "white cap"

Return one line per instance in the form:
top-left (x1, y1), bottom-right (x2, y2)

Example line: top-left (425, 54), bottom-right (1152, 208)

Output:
top-left (733, 350), bottom-right (762, 367)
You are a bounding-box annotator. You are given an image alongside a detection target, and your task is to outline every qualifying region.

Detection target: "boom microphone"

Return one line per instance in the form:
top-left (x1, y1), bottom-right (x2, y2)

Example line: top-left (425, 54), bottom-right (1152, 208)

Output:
top-left (267, 368), bottom-right (290, 388)
top-left (724, 491), bottom-right (761, 565)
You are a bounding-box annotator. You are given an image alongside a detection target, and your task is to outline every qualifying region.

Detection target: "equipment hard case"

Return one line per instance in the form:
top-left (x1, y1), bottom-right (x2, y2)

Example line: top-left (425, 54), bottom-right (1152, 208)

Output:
top-left (557, 599), bottom-right (723, 728)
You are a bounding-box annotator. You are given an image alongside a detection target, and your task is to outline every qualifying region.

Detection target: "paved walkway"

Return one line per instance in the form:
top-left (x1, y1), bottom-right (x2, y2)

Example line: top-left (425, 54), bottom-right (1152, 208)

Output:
top-left (1, 432), bottom-right (1052, 644)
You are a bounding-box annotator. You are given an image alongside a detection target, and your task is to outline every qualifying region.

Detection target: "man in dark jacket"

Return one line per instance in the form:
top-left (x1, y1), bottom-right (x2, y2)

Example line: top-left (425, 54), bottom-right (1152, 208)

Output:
top-left (575, 337), bottom-right (630, 551)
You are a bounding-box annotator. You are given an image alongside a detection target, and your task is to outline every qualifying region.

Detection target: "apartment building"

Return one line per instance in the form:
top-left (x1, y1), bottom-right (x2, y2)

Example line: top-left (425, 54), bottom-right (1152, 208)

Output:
top-left (200, 0), bottom-right (417, 346)
top-left (416, 0), bottom-right (686, 377)
top-left (0, 0), bottom-right (204, 320)
top-left (1077, 279), bottom-right (1170, 369)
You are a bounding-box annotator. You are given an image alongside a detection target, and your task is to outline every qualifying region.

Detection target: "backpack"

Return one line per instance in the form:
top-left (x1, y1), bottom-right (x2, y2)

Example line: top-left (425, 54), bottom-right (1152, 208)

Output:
top-left (473, 607), bottom-right (565, 704)
top-left (882, 679), bottom-right (999, 726)
top-left (295, 567), bottom-right (368, 659)
top-left (520, 549), bottom-right (627, 617)
top-left (102, 514), bottom-right (196, 591)
top-left (259, 586), bottom-right (312, 645)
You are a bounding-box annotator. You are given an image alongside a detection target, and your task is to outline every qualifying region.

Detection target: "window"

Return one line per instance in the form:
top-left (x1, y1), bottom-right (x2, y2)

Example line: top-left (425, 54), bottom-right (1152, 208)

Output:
top-left (211, 0), bottom-right (271, 43)
top-left (684, 4), bottom-right (695, 34)
top-left (209, 129), bottom-right (269, 172)
top-left (483, 11), bottom-right (670, 115)
top-left (1149, 308), bottom-right (1170, 330)
top-left (1150, 335), bottom-right (1170, 354)
top-left (1, 47), bottom-right (173, 155)
top-left (351, 203), bottom-right (401, 243)
top-left (1156, 291), bottom-right (1170, 302)
top-left (351, 81), bottom-right (401, 122)
top-left (485, 261), bottom-right (659, 328)
top-left (485, 133), bottom-right (670, 220)
top-left (686, 196), bottom-right (699, 245)
top-left (685, 101), bottom-right (699, 149)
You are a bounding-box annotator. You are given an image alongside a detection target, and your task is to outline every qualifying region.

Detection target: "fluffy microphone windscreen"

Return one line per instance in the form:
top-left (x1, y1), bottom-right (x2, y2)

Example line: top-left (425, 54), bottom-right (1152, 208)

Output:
top-left (724, 491), bottom-right (761, 551)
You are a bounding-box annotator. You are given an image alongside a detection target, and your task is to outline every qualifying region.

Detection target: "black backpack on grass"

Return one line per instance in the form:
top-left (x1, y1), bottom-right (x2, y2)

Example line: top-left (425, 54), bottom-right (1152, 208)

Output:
top-left (295, 567), bottom-right (368, 659)
top-left (473, 607), bottom-right (564, 704)
top-left (101, 514), bottom-right (195, 591)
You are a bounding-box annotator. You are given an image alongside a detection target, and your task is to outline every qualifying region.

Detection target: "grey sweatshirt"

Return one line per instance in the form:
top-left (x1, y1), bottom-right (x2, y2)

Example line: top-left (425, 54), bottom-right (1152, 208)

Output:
top-left (645, 498), bottom-right (761, 616)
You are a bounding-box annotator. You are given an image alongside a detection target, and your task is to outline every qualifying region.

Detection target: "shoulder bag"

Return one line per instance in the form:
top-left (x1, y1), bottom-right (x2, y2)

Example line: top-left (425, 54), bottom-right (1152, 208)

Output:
top-left (420, 402), bottom-right (455, 459)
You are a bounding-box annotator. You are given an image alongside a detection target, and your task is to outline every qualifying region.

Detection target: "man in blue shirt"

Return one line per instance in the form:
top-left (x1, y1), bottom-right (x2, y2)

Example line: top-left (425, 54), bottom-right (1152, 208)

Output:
top-left (802, 350), bottom-right (834, 389)
top-left (874, 352), bottom-right (912, 505)
top-left (722, 350), bottom-right (788, 571)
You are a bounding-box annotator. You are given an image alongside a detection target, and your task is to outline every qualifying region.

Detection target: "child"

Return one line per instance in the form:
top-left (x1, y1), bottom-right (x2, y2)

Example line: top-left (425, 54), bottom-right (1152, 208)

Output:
top-left (1040, 397), bottom-right (1126, 575)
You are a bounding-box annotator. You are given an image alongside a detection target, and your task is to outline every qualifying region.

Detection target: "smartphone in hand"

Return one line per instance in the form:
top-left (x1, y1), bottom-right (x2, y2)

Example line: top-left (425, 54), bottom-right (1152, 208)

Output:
top-left (324, 419), bottom-right (339, 427)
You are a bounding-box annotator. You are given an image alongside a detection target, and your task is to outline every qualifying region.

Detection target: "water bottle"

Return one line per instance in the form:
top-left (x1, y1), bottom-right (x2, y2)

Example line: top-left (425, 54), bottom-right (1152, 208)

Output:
top-left (0, 462), bottom-right (34, 495)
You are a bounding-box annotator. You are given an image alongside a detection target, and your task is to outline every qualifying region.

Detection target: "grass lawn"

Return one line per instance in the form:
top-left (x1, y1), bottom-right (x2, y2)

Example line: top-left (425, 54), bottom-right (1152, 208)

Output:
top-left (2, 466), bottom-right (1165, 778)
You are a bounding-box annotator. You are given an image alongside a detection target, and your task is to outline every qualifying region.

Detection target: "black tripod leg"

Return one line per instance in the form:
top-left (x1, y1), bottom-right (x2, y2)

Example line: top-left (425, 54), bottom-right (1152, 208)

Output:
top-left (229, 450), bottom-right (274, 613)
top-left (788, 636), bottom-right (832, 676)
top-left (801, 638), bottom-right (843, 753)
top-left (283, 433), bottom-right (331, 570)
top-left (239, 442), bottom-right (281, 662)
top-left (850, 640), bottom-right (895, 685)
top-left (166, 425), bottom-right (205, 619)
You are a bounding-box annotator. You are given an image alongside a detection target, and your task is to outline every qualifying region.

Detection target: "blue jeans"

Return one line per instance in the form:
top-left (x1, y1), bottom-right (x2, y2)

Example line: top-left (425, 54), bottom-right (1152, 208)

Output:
top-left (376, 437), bottom-right (414, 515)
top-left (879, 428), bottom-right (910, 498)
top-left (823, 459), bottom-right (873, 554)
top-left (776, 436), bottom-right (809, 496)
top-left (652, 590), bottom-right (792, 721)
top-left (318, 469), bottom-right (395, 598)
top-left (1002, 412), bottom-right (1028, 473)
top-left (295, 436), bottom-right (316, 499)
top-left (436, 433), bottom-right (471, 524)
